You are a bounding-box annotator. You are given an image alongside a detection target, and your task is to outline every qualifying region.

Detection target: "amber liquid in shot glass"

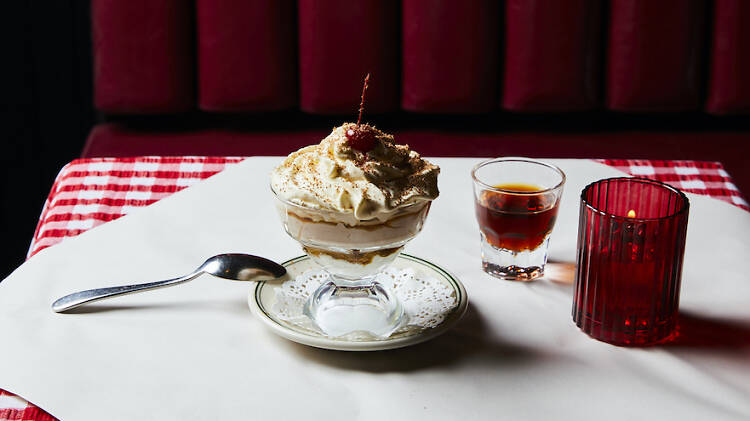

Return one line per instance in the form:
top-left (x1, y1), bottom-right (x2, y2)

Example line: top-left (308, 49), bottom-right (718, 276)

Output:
top-left (472, 158), bottom-right (566, 281)
top-left (475, 183), bottom-right (560, 252)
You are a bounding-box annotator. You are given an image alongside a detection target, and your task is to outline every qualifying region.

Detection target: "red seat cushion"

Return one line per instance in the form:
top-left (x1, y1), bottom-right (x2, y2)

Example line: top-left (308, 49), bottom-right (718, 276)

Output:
top-left (502, 0), bottom-right (601, 111)
top-left (706, 0), bottom-right (750, 114)
top-left (298, 0), bottom-right (399, 114)
top-left (606, 0), bottom-right (706, 111)
top-left (92, 0), bottom-right (194, 113)
top-left (196, 0), bottom-right (297, 111)
top-left (402, 0), bottom-right (499, 113)
top-left (83, 123), bottom-right (750, 196)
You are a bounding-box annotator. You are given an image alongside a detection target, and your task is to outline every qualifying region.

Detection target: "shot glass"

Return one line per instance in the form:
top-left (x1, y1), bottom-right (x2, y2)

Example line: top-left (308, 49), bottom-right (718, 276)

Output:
top-left (471, 158), bottom-right (566, 280)
top-left (573, 177), bottom-right (689, 346)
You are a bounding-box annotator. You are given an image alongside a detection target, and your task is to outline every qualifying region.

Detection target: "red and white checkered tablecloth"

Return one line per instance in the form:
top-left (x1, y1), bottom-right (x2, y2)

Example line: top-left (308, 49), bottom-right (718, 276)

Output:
top-left (2, 156), bottom-right (748, 420)
top-left (28, 156), bottom-right (246, 259)
top-left (595, 159), bottom-right (750, 211)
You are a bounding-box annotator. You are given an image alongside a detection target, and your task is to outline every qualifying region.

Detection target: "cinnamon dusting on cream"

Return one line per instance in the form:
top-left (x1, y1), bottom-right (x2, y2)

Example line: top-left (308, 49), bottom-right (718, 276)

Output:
top-left (271, 123), bottom-right (439, 221)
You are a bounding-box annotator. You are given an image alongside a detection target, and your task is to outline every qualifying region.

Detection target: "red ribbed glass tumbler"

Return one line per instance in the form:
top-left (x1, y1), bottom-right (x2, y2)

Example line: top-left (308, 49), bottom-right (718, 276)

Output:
top-left (573, 178), bottom-right (689, 346)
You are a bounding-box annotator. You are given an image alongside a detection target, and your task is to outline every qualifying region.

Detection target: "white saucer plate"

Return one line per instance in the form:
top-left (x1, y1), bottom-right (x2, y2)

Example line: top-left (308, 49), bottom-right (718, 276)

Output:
top-left (248, 254), bottom-right (468, 351)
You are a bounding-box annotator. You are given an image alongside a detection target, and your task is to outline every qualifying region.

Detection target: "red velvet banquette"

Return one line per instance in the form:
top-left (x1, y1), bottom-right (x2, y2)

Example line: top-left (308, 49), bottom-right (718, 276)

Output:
top-left (85, 0), bottom-right (750, 193)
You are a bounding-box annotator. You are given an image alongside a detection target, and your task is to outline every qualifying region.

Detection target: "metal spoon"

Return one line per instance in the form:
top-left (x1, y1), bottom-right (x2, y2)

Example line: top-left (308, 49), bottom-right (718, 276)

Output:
top-left (51, 253), bottom-right (286, 313)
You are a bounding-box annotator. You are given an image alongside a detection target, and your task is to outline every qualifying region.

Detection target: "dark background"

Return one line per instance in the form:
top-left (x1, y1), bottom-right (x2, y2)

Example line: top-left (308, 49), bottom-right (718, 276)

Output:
top-left (2, 1), bottom-right (94, 278)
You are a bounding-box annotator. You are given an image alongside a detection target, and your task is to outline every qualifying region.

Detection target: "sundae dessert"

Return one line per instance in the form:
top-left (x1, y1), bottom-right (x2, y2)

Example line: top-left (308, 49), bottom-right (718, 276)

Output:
top-left (270, 74), bottom-right (440, 338)
top-left (271, 123), bottom-right (439, 278)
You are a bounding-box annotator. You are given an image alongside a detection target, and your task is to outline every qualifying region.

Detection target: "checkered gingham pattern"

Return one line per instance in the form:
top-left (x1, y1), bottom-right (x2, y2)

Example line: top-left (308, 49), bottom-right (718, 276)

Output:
top-left (594, 159), bottom-right (750, 211)
top-left (1, 156), bottom-right (747, 420)
top-left (27, 156), bottom-right (246, 259)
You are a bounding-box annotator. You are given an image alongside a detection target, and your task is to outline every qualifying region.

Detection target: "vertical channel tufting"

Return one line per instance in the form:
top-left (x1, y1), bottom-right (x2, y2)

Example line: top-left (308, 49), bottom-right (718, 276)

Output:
top-left (298, 0), bottom-right (399, 114)
top-left (706, 0), bottom-right (750, 114)
top-left (197, 0), bottom-right (297, 112)
top-left (92, 0), bottom-right (194, 113)
top-left (502, 0), bottom-right (602, 112)
top-left (401, 0), bottom-right (499, 113)
top-left (606, 0), bottom-right (707, 112)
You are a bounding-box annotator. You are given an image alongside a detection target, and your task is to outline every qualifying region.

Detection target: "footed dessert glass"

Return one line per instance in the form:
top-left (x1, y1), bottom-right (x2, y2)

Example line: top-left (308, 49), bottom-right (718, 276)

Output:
top-left (273, 188), bottom-right (431, 338)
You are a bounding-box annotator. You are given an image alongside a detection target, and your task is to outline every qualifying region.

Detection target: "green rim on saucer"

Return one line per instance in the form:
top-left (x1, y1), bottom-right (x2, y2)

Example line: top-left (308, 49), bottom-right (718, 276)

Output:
top-left (248, 254), bottom-right (468, 351)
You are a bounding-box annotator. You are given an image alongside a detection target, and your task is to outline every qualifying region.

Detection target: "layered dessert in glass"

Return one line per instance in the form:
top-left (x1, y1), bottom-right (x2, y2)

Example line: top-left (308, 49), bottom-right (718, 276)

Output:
top-left (271, 122), bottom-right (439, 337)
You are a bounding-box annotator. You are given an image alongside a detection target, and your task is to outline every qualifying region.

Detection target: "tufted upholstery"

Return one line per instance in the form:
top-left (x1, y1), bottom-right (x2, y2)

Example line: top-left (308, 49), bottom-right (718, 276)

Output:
top-left (92, 0), bottom-right (194, 112)
top-left (197, 0), bottom-right (297, 112)
top-left (91, 0), bottom-right (750, 115)
top-left (706, 0), bottom-right (750, 114)
top-left (84, 0), bottom-right (750, 195)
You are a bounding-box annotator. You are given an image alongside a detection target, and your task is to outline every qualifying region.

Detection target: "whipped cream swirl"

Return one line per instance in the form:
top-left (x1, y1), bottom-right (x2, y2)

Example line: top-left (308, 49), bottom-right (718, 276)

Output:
top-left (271, 123), bottom-right (439, 221)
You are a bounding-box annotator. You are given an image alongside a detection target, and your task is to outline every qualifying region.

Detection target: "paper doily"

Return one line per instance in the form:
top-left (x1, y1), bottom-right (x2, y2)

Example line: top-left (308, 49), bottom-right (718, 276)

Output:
top-left (271, 267), bottom-right (458, 339)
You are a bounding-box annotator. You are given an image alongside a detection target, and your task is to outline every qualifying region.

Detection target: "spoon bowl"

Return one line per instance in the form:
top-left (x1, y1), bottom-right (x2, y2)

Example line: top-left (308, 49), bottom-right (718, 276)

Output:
top-left (201, 254), bottom-right (287, 281)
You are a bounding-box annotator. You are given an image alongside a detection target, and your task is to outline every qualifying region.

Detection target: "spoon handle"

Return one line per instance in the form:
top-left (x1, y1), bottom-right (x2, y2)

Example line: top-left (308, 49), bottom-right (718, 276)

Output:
top-left (51, 271), bottom-right (202, 313)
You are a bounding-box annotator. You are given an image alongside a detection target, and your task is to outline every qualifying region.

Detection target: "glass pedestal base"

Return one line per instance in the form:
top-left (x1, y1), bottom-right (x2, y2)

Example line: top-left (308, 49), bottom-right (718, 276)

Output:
top-left (303, 278), bottom-right (404, 339)
top-left (480, 234), bottom-right (549, 281)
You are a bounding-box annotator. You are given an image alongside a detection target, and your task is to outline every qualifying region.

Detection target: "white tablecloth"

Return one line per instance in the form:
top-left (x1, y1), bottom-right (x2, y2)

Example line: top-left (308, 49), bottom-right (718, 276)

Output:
top-left (1, 158), bottom-right (749, 420)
